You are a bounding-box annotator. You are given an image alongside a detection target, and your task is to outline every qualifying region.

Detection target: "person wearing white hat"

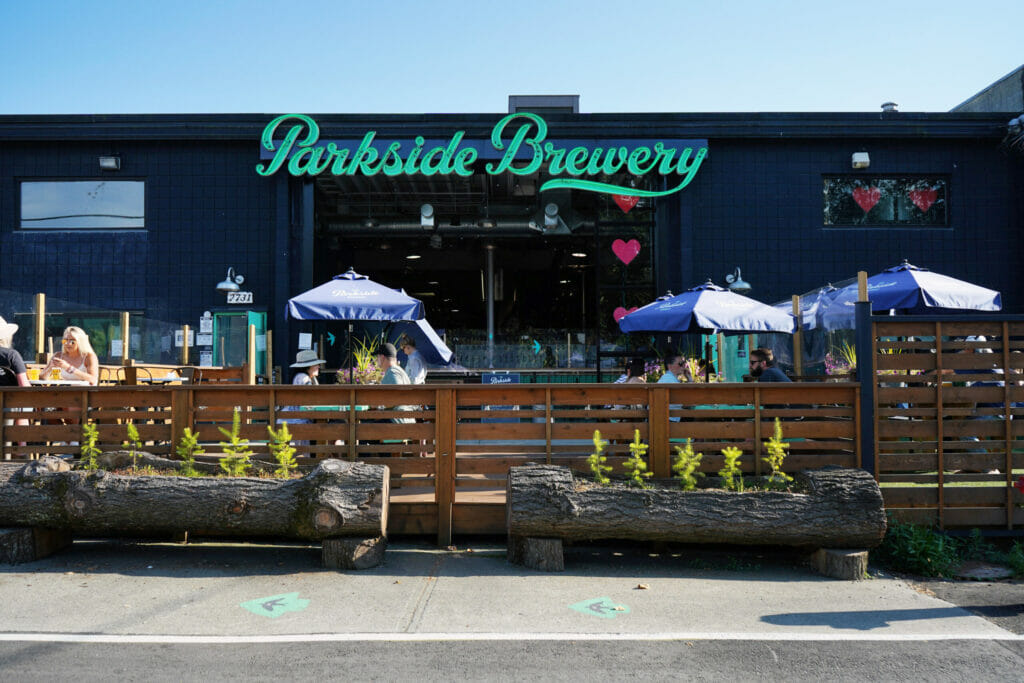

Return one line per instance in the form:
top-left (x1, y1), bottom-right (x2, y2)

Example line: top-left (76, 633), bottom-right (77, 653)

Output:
top-left (0, 316), bottom-right (29, 388)
top-left (290, 349), bottom-right (326, 385)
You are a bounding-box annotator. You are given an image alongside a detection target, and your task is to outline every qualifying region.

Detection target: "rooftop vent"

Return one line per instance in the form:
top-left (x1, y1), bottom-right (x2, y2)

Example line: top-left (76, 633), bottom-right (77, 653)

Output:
top-left (881, 101), bottom-right (899, 113)
top-left (508, 95), bottom-right (579, 114)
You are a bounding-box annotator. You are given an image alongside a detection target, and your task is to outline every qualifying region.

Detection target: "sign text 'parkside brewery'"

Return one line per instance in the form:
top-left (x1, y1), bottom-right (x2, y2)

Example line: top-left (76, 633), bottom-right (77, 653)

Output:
top-left (256, 113), bottom-right (707, 198)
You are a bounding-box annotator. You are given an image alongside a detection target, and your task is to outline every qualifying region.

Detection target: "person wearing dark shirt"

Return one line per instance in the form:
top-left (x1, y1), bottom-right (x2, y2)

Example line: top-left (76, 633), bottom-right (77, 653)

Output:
top-left (749, 348), bottom-right (790, 382)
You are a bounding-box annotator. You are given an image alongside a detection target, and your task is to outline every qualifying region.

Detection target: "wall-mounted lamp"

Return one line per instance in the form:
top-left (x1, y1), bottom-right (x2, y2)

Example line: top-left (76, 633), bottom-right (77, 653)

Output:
top-left (725, 267), bottom-right (751, 293)
top-left (478, 218), bottom-right (497, 229)
top-left (98, 156), bottom-right (121, 171)
top-left (216, 267), bottom-right (245, 293)
top-left (851, 152), bottom-right (870, 169)
top-left (420, 203), bottom-right (434, 229)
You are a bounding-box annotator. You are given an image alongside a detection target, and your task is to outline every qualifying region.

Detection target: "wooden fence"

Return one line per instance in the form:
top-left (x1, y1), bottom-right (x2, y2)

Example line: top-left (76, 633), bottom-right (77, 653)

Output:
top-left (870, 319), bottom-right (1024, 532)
top-left (0, 382), bottom-right (859, 544)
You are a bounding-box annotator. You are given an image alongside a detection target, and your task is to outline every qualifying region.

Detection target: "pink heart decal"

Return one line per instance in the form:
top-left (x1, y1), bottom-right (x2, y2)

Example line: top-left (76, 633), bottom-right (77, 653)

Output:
top-left (909, 188), bottom-right (937, 213)
top-left (852, 187), bottom-right (881, 213)
top-left (612, 194), bottom-right (639, 213)
top-left (613, 306), bottom-right (638, 323)
top-left (611, 239), bottom-right (641, 265)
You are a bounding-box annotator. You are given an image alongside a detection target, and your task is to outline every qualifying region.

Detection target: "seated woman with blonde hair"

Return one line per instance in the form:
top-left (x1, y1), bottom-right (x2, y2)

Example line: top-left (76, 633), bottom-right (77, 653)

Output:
top-left (42, 326), bottom-right (98, 385)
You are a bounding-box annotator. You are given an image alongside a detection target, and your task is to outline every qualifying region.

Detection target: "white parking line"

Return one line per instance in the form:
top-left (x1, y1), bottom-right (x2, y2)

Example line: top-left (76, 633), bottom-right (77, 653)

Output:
top-left (0, 631), bottom-right (1020, 644)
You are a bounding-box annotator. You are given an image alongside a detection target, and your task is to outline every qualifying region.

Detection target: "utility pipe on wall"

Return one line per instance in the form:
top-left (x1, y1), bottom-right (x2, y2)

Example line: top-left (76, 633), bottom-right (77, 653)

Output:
top-left (485, 244), bottom-right (495, 369)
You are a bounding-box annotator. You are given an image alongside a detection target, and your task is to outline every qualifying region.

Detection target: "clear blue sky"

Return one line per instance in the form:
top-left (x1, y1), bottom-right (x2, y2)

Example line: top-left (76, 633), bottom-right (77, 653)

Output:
top-left (2, 0), bottom-right (1021, 114)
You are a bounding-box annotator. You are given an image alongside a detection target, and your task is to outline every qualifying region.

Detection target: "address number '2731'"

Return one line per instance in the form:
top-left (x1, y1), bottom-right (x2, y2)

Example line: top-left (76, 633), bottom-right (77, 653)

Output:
top-left (227, 291), bottom-right (253, 304)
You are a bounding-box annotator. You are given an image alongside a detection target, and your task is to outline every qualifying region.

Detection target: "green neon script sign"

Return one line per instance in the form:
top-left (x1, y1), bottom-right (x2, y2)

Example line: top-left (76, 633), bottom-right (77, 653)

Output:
top-left (256, 113), bottom-right (707, 197)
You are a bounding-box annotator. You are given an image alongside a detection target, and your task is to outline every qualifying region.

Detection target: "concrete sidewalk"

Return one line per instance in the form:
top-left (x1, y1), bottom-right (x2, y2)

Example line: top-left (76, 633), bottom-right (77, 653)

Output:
top-left (0, 539), bottom-right (1018, 641)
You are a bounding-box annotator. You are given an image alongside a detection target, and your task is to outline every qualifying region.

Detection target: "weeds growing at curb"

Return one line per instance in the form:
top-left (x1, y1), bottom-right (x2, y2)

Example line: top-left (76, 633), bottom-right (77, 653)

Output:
top-left (875, 516), bottom-right (1024, 578)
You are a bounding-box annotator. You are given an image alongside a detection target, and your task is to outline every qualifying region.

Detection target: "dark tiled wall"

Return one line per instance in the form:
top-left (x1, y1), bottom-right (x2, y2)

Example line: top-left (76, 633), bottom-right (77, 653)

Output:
top-left (661, 137), bottom-right (1023, 310)
top-left (0, 140), bottom-right (280, 324)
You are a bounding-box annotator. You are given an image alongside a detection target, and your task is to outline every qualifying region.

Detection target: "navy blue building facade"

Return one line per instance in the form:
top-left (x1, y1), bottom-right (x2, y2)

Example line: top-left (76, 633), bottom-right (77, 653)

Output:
top-left (0, 112), bottom-right (1020, 371)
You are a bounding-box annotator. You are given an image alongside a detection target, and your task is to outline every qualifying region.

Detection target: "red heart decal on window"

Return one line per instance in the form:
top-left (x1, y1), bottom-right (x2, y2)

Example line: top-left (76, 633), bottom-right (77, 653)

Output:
top-left (612, 194), bottom-right (639, 213)
top-left (852, 187), bottom-right (881, 213)
top-left (909, 188), bottom-right (937, 213)
top-left (613, 306), bottom-right (638, 323)
top-left (611, 239), bottom-right (641, 265)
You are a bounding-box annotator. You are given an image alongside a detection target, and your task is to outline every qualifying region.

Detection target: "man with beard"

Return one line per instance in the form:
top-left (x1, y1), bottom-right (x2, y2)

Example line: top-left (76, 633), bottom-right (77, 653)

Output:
top-left (749, 348), bottom-right (790, 382)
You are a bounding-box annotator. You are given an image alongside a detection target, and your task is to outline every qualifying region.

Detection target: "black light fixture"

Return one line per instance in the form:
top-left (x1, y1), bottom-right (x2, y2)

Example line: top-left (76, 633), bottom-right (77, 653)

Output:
top-left (98, 156), bottom-right (121, 171)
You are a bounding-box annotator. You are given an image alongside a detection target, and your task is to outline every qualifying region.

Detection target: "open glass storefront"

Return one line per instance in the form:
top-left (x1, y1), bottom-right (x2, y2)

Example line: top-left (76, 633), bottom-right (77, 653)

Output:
top-left (310, 169), bottom-right (657, 373)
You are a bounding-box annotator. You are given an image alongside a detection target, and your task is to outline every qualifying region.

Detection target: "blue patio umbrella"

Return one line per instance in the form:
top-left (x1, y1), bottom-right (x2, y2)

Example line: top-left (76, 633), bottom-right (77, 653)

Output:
top-left (286, 268), bottom-right (426, 382)
top-left (816, 261), bottom-right (1002, 331)
top-left (389, 319), bottom-right (454, 366)
top-left (619, 281), bottom-right (795, 380)
top-left (286, 268), bottom-right (424, 322)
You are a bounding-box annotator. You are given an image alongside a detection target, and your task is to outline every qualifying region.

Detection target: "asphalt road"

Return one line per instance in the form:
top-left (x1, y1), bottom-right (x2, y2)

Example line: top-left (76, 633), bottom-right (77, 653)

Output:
top-left (1, 640), bottom-right (1023, 681)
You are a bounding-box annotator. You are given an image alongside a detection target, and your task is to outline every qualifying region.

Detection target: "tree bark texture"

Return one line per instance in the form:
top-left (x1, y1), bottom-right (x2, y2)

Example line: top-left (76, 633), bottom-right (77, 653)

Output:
top-left (0, 457), bottom-right (388, 540)
top-left (506, 465), bottom-right (886, 548)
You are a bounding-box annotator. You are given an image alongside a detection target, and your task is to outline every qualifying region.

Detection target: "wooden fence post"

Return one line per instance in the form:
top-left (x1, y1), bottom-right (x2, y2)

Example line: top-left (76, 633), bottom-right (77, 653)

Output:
top-left (435, 387), bottom-right (456, 547)
top-left (649, 386), bottom-right (670, 478)
top-left (181, 325), bottom-right (190, 365)
top-left (170, 387), bottom-right (192, 448)
top-left (120, 312), bottom-right (130, 365)
top-left (34, 293), bottom-right (46, 363)
top-left (246, 324), bottom-right (256, 384)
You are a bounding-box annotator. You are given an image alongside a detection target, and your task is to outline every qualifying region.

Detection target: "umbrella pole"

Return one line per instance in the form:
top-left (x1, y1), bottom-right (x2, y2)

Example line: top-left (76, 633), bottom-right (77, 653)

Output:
top-left (704, 339), bottom-right (712, 382)
top-left (348, 323), bottom-right (353, 384)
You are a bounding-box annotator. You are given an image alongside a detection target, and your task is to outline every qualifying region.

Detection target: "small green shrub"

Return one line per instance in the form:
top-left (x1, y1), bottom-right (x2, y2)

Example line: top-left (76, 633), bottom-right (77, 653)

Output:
top-left (80, 421), bottom-right (101, 471)
top-left (1005, 541), bottom-right (1024, 576)
top-left (267, 422), bottom-right (298, 479)
top-left (671, 439), bottom-right (704, 491)
top-left (218, 409), bottom-right (253, 477)
top-left (622, 429), bottom-right (652, 488)
top-left (175, 427), bottom-right (204, 477)
top-left (718, 446), bottom-right (745, 492)
top-left (874, 516), bottom-right (962, 577)
top-left (587, 430), bottom-right (612, 485)
top-left (762, 418), bottom-right (793, 489)
top-left (126, 422), bottom-right (142, 472)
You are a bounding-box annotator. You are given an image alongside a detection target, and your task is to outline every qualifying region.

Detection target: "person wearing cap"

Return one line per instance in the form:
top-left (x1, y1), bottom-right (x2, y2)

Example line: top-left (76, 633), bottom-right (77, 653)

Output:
top-left (291, 349), bottom-right (326, 385)
top-left (399, 335), bottom-right (426, 385)
top-left (377, 343), bottom-right (410, 386)
top-left (0, 316), bottom-right (30, 388)
top-left (376, 343), bottom-right (415, 423)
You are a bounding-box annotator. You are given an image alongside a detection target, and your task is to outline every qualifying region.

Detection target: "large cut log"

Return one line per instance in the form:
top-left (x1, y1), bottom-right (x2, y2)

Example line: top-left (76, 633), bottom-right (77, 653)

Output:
top-left (0, 457), bottom-right (388, 540)
top-left (507, 465), bottom-right (886, 548)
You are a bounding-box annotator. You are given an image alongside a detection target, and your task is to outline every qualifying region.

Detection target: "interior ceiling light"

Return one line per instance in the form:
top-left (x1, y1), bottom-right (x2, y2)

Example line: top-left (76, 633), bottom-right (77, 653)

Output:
top-left (420, 203), bottom-right (434, 229)
top-left (543, 202), bottom-right (559, 228)
top-left (406, 254), bottom-right (421, 260)
top-left (572, 252), bottom-right (587, 258)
